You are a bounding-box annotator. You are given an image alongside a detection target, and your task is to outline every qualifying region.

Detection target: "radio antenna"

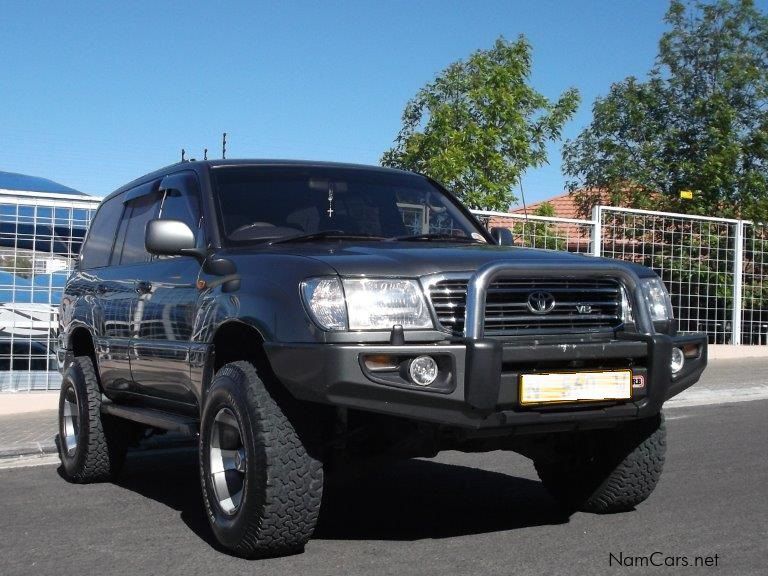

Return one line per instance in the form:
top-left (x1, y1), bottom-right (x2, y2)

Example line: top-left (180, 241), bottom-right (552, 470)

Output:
top-left (222, 132), bottom-right (227, 159)
top-left (204, 148), bottom-right (208, 161)
top-left (181, 148), bottom-right (186, 162)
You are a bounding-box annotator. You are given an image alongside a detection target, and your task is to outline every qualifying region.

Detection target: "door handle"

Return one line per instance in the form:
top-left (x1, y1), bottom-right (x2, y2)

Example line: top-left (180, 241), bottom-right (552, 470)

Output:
top-left (135, 281), bottom-right (152, 295)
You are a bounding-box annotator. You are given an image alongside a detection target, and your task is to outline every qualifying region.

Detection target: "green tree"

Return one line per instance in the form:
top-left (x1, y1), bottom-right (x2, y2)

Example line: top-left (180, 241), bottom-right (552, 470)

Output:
top-left (563, 0), bottom-right (768, 221)
top-left (513, 202), bottom-right (566, 250)
top-left (382, 36), bottom-right (579, 211)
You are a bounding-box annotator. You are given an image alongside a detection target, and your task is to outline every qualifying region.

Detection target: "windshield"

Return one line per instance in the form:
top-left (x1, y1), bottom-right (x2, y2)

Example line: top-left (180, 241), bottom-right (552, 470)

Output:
top-left (211, 166), bottom-right (488, 244)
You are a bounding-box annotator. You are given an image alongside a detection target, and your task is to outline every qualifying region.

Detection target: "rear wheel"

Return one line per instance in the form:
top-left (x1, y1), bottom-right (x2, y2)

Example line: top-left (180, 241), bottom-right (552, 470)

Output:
top-left (199, 361), bottom-right (324, 558)
top-left (58, 356), bottom-right (128, 482)
top-left (534, 413), bottom-right (666, 513)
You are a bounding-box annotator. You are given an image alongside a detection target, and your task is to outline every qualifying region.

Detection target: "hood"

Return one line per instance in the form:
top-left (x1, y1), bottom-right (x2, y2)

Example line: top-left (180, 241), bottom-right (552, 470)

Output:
top-left (246, 241), bottom-right (651, 278)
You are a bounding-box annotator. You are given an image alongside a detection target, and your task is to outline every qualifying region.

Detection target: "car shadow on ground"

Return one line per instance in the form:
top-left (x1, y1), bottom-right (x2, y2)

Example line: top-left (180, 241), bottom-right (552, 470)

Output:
top-left (111, 447), bottom-right (227, 552)
top-left (106, 447), bottom-right (570, 552)
top-left (315, 458), bottom-right (570, 540)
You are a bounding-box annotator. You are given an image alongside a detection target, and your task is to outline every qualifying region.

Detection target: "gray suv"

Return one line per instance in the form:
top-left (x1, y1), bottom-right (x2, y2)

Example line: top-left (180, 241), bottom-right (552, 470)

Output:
top-left (56, 160), bottom-right (707, 558)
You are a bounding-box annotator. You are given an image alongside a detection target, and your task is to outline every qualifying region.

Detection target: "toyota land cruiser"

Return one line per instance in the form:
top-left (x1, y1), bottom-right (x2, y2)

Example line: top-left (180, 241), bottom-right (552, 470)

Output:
top-left (56, 160), bottom-right (707, 558)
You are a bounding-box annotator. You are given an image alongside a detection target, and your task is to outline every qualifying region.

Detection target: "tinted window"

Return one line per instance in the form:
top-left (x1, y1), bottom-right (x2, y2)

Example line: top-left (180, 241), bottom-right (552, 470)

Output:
top-left (211, 166), bottom-right (485, 243)
top-left (116, 193), bottom-right (159, 265)
top-left (80, 194), bottom-right (124, 269)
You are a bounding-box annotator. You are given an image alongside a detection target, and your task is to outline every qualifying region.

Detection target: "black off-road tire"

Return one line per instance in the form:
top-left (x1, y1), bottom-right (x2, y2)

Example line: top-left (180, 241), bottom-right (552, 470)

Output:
top-left (534, 413), bottom-right (666, 513)
top-left (199, 361), bottom-right (324, 558)
top-left (58, 356), bottom-right (128, 483)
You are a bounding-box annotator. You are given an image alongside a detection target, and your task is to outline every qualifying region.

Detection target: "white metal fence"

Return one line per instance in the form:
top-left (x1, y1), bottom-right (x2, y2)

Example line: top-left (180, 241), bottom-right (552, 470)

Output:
top-left (474, 205), bottom-right (768, 345)
top-left (0, 191), bottom-right (100, 391)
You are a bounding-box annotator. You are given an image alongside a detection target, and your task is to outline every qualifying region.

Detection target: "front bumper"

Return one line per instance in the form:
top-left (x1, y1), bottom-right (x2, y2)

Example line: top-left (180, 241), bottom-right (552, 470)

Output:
top-left (265, 332), bottom-right (707, 430)
top-left (269, 262), bottom-right (706, 430)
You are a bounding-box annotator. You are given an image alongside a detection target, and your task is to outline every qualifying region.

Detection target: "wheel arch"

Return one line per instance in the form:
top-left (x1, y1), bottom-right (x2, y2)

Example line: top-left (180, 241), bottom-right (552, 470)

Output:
top-left (67, 326), bottom-right (101, 386)
top-left (203, 320), bottom-right (276, 400)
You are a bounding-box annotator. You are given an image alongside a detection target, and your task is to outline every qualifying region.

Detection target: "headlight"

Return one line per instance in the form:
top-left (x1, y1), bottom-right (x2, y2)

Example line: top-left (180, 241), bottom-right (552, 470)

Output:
top-left (301, 277), bottom-right (434, 331)
top-left (344, 278), bottom-right (433, 330)
top-left (640, 277), bottom-right (674, 322)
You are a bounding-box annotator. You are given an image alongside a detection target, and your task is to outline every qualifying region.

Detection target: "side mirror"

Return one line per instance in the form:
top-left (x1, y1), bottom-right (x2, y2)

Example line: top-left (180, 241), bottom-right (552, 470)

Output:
top-left (145, 219), bottom-right (199, 258)
top-left (489, 227), bottom-right (514, 246)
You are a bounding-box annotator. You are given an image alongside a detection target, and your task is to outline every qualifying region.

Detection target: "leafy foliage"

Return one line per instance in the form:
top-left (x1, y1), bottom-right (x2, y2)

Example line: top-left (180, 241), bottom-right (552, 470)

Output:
top-left (382, 37), bottom-right (579, 211)
top-left (563, 0), bottom-right (768, 221)
top-left (513, 202), bottom-right (566, 250)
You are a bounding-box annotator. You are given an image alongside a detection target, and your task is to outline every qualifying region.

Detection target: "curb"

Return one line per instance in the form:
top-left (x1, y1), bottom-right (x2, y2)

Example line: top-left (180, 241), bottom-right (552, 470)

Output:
top-left (0, 440), bottom-right (57, 459)
top-left (0, 433), bottom-right (195, 461)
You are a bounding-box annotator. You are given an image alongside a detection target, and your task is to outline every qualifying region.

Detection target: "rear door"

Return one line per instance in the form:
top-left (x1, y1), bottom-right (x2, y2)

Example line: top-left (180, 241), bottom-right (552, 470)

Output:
top-left (74, 191), bottom-right (136, 393)
top-left (128, 171), bottom-right (204, 408)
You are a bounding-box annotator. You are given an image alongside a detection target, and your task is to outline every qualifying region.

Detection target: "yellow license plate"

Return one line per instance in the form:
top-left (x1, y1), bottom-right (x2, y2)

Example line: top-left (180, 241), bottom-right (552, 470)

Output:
top-left (520, 370), bottom-right (632, 405)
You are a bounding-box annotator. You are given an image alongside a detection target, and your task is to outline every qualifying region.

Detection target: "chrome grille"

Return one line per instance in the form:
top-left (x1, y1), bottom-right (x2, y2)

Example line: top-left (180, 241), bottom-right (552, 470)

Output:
top-left (426, 277), bottom-right (624, 336)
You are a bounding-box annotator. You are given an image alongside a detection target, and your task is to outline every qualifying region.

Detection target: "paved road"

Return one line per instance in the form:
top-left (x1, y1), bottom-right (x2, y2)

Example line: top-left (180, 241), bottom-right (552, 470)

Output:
top-left (1, 398), bottom-right (766, 576)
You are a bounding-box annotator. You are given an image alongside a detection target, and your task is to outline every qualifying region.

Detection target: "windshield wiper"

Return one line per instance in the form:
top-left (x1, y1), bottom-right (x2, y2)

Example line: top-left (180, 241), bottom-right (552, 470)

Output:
top-left (269, 230), bottom-right (387, 245)
top-left (388, 233), bottom-right (482, 243)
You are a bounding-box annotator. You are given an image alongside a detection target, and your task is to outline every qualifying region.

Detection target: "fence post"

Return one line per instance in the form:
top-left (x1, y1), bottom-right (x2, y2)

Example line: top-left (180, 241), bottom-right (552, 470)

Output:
top-left (731, 220), bottom-right (744, 345)
top-left (590, 205), bottom-right (602, 257)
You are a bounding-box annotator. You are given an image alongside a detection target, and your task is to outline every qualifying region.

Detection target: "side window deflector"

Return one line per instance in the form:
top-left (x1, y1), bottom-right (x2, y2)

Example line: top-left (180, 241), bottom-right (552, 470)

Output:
top-left (123, 180), bottom-right (161, 204)
top-left (159, 173), bottom-right (197, 196)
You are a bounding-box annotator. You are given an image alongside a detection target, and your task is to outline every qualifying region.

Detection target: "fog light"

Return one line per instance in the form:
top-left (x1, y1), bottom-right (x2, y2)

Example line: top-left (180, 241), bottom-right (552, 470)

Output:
top-left (409, 356), bottom-right (438, 386)
top-left (671, 347), bottom-right (684, 374)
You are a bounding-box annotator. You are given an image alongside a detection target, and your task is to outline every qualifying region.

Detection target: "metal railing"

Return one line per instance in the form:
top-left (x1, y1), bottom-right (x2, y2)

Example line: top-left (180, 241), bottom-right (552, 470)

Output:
top-left (0, 192), bottom-right (100, 391)
top-left (474, 210), bottom-right (595, 253)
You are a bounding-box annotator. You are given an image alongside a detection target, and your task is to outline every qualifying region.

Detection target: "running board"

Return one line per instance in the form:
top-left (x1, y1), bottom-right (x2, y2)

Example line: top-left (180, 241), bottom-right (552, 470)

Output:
top-left (101, 402), bottom-right (198, 436)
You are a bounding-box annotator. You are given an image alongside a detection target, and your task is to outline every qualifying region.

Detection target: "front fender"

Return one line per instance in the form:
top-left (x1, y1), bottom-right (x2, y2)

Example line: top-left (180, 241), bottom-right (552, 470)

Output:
top-left (191, 255), bottom-right (337, 346)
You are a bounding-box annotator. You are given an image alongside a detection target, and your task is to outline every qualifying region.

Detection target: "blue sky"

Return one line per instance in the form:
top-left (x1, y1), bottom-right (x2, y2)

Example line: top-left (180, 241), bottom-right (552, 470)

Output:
top-left (2, 1), bottom-right (764, 205)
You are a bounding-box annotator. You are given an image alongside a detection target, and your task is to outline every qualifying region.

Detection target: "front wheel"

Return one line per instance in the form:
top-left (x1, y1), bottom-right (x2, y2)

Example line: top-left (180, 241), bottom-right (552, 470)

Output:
top-left (534, 413), bottom-right (666, 513)
top-left (199, 361), bottom-right (324, 558)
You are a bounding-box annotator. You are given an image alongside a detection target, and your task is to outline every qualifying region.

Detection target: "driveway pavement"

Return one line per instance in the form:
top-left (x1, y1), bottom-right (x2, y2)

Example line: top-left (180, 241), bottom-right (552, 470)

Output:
top-left (0, 410), bottom-right (56, 458)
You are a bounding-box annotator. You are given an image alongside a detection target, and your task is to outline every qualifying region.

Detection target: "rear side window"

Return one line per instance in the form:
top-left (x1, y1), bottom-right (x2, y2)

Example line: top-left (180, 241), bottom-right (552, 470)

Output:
top-left (80, 194), bottom-right (124, 269)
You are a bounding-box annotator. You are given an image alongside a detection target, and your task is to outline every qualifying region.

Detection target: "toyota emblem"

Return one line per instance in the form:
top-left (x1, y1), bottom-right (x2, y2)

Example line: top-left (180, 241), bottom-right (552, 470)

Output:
top-left (527, 291), bottom-right (556, 314)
